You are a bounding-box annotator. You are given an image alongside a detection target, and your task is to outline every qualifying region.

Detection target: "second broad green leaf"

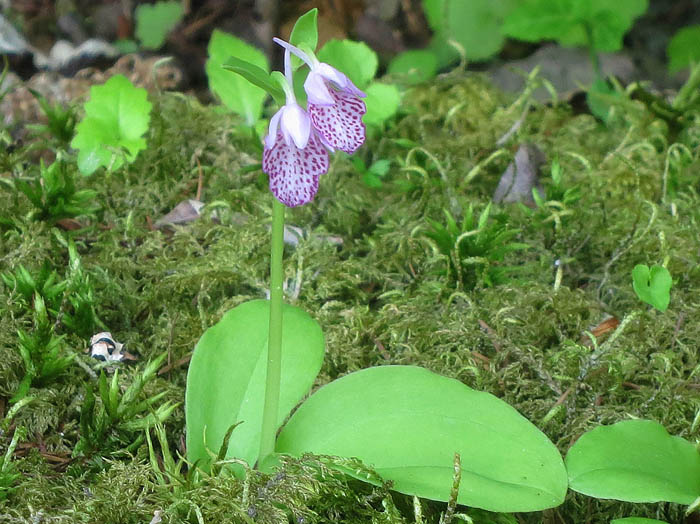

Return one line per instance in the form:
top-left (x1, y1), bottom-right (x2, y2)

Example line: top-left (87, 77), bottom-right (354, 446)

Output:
top-left (276, 365), bottom-right (567, 512)
top-left (566, 419), bottom-right (700, 504)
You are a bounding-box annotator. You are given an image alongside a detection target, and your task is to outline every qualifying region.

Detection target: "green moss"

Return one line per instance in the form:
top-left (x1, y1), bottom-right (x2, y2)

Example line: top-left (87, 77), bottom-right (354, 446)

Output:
top-left (1, 71), bottom-right (699, 522)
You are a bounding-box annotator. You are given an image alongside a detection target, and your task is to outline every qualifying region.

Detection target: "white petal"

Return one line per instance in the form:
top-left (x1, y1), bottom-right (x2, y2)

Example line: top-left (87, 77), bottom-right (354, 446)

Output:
top-left (316, 62), bottom-right (366, 98)
top-left (281, 103), bottom-right (311, 149)
top-left (265, 108), bottom-right (283, 149)
top-left (304, 71), bottom-right (335, 105)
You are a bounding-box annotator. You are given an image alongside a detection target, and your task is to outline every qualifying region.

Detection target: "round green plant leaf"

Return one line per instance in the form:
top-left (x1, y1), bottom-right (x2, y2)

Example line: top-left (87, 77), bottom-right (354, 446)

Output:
top-left (317, 39), bottom-right (377, 90)
top-left (667, 25), bottom-right (700, 73)
top-left (70, 74), bottom-right (152, 175)
top-left (276, 365), bottom-right (567, 512)
top-left (611, 518), bottom-right (669, 524)
top-left (186, 299), bottom-right (324, 473)
top-left (363, 83), bottom-right (401, 126)
top-left (388, 50), bottom-right (438, 85)
top-left (566, 419), bottom-right (700, 504)
top-left (134, 1), bottom-right (184, 50)
top-left (427, 0), bottom-right (517, 64)
top-left (632, 264), bottom-right (672, 311)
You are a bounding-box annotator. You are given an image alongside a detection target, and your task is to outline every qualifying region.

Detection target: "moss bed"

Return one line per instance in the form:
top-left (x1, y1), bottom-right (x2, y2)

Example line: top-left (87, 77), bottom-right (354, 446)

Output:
top-left (1, 71), bottom-right (699, 523)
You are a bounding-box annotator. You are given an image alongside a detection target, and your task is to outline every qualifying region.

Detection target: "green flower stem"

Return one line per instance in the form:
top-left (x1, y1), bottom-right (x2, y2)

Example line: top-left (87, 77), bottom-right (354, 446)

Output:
top-left (259, 197), bottom-right (285, 464)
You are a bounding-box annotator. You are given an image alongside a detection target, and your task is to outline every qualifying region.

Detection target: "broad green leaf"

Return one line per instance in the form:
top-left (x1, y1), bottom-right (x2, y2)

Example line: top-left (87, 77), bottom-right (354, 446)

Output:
top-left (632, 264), bottom-right (672, 311)
top-left (388, 50), bottom-right (438, 85)
top-left (363, 83), bottom-right (401, 126)
top-left (206, 30), bottom-right (269, 125)
top-left (186, 299), bottom-right (324, 473)
top-left (70, 75), bottom-right (151, 176)
top-left (289, 8), bottom-right (318, 69)
top-left (611, 519), bottom-right (669, 524)
top-left (222, 57), bottom-right (285, 106)
top-left (317, 39), bottom-right (377, 89)
top-left (503, 0), bottom-right (647, 52)
top-left (277, 365), bottom-right (567, 512)
top-left (134, 1), bottom-right (184, 50)
top-left (667, 25), bottom-right (700, 73)
top-left (566, 419), bottom-right (700, 504)
top-left (422, 0), bottom-right (444, 32)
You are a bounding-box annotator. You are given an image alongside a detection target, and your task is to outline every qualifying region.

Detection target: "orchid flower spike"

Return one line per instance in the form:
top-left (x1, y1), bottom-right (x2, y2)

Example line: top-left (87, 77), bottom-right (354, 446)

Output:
top-left (262, 50), bottom-right (329, 208)
top-left (274, 38), bottom-right (367, 154)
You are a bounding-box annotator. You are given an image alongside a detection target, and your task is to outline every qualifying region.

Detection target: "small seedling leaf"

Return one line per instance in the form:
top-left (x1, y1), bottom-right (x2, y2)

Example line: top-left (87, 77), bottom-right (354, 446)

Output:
top-left (277, 365), bottom-right (567, 512)
top-left (70, 75), bottom-right (152, 175)
top-left (134, 1), bottom-right (184, 50)
top-left (289, 8), bottom-right (318, 69)
top-left (186, 300), bottom-right (324, 474)
top-left (632, 264), bottom-right (671, 311)
top-left (566, 419), bottom-right (700, 504)
top-left (206, 30), bottom-right (269, 125)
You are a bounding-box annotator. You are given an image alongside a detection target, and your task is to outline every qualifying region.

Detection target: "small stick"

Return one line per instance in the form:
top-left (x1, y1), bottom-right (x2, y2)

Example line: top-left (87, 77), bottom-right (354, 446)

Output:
top-left (195, 157), bottom-right (204, 201)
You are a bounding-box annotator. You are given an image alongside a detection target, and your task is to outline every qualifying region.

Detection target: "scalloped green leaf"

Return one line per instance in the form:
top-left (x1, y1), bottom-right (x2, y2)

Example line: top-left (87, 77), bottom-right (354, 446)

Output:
top-left (134, 1), bottom-right (184, 50)
top-left (503, 0), bottom-right (647, 52)
top-left (277, 365), bottom-right (567, 512)
top-left (70, 74), bottom-right (152, 176)
top-left (566, 419), bottom-right (700, 504)
top-left (206, 30), bottom-right (269, 125)
top-left (186, 300), bottom-right (324, 474)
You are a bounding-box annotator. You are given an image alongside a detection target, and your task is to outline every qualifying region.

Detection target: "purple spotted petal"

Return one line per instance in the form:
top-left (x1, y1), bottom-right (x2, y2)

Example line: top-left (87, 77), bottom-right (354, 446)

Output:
top-left (263, 131), bottom-right (329, 207)
top-left (308, 90), bottom-right (366, 154)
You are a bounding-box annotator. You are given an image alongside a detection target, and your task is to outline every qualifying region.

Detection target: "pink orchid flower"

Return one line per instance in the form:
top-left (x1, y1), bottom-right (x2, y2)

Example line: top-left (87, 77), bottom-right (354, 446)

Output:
top-left (274, 38), bottom-right (367, 154)
top-left (262, 52), bottom-right (329, 208)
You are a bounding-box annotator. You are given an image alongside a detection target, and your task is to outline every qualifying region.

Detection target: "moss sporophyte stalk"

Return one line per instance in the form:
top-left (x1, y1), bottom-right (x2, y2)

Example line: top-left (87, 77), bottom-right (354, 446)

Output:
top-left (258, 38), bottom-right (367, 463)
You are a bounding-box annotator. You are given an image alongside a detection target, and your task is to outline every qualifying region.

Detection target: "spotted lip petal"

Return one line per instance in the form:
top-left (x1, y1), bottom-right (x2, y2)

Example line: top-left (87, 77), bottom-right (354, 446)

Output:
top-left (308, 89), bottom-right (367, 154)
top-left (263, 130), bottom-right (329, 207)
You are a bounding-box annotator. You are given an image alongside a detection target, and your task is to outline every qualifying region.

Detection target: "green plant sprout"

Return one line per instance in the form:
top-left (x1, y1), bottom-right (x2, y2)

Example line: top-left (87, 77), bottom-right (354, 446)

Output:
top-left (75, 353), bottom-right (177, 457)
top-left (351, 156), bottom-right (391, 188)
top-left (10, 292), bottom-right (73, 403)
top-left (632, 264), bottom-right (672, 311)
top-left (26, 89), bottom-right (77, 145)
top-left (3, 240), bottom-right (102, 401)
top-left (522, 158), bottom-right (581, 234)
top-left (186, 10), bottom-right (568, 514)
top-left (0, 425), bottom-right (25, 500)
top-left (12, 158), bottom-right (98, 223)
top-left (423, 203), bottom-right (529, 290)
top-left (70, 74), bottom-right (152, 175)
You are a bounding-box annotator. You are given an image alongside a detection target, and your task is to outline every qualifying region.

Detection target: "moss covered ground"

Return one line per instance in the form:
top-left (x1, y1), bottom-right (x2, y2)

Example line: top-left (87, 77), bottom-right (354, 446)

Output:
top-left (1, 70), bottom-right (699, 523)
